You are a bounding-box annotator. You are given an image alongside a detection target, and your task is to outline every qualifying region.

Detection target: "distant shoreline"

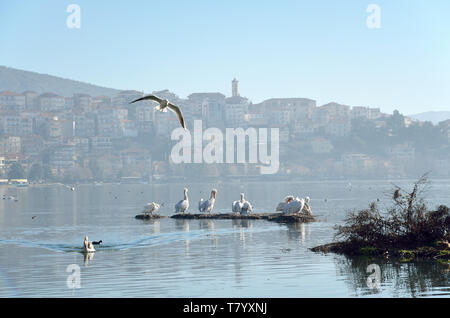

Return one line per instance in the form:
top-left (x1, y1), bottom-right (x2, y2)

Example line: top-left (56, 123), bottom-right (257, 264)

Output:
top-left (2, 177), bottom-right (450, 187)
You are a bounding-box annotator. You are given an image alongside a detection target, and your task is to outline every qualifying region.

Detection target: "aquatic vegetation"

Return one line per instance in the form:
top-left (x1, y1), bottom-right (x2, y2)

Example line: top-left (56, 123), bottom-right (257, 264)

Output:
top-left (359, 247), bottom-right (378, 256)
top-left (312, 175), bottom-right (450, 260)
top-left (399, 250), bottom-right (415, 262)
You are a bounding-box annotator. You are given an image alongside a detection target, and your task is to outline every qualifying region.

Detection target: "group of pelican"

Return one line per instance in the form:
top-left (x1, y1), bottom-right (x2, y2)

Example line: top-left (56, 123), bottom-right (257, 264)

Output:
top-left (142, 188), bottom-right (254, 216)
top-left (143, 189), bottom-right (313, 216)
top-left (276, 195), bottom-right (312, 215)
top-left (175, 188), bottom-right (219, 214)
top-left (85, 192), bottom-right (312, 252)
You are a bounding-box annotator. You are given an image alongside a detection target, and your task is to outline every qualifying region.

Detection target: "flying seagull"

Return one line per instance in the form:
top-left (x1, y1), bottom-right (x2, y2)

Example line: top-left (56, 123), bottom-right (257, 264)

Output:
top-left (129, 94), bottom-right (186, 130)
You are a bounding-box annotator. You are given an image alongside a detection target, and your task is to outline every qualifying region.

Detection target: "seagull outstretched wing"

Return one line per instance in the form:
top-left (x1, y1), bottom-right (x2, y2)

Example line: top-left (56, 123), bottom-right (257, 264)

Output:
top-left (129, 94), bottom-right (163, 104)
top-left (167, 103), bottom-right (187, 130)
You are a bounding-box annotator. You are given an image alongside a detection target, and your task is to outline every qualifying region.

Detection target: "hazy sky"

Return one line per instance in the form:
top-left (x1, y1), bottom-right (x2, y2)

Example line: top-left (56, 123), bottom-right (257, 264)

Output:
top-left (1, 0), bottom-right (449, 114)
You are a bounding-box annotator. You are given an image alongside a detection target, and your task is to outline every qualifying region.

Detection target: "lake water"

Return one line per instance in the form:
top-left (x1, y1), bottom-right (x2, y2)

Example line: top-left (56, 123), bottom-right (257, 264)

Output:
top-left (0, 179), bottom-right (449, 298)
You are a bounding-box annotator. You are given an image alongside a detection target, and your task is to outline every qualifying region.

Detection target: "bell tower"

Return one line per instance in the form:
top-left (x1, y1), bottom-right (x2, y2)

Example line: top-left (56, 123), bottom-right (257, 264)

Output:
top-left (232, 78), bottom-right (239, 97)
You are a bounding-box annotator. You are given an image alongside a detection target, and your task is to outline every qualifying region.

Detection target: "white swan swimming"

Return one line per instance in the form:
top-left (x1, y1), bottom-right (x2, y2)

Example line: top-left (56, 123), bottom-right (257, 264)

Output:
top-left (175, 188), bottom-right (189, 213)
top-left (199, 189), bottom-right (217, 214)
top-left (276, 195), bottom-right (294, 212)
top-left (83, 236), bottom-right (96, 253)
top-left (143, 202), bottom-right (160, 216)
top-left (283, 197), bottom-right (305, 215)
top-left (232, 193), bottom-right (245, 214)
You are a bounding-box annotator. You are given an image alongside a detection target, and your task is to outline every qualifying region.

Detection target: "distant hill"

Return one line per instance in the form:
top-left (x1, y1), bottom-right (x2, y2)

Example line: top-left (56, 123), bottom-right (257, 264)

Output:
top-left (409, 111), bottom-right (450, 125)
top-left (0, 66), bottom-right (121, 97)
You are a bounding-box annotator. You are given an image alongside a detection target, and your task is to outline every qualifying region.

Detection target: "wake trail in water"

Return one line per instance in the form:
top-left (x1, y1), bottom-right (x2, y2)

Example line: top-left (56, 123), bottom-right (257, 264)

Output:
top-left (0, 224), bottom-right (281, 253)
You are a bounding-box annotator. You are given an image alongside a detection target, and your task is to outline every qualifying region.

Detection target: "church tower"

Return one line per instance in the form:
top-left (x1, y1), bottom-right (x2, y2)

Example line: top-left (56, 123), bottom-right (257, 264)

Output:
top-left (232, 78), bottom-right (239, 97)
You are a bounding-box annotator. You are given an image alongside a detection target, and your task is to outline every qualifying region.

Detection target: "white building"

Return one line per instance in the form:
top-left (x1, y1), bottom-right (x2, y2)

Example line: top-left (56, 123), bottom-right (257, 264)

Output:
top-left (37, 93), bottom-right (65, 111)
top-left (0, 113), bottom-right (33, 136)
top-left (0, 91), bottom-right (26, 111)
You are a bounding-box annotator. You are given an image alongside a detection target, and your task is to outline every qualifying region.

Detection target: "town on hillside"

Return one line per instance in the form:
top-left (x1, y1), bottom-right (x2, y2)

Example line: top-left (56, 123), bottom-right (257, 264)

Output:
top-left (1, 79), bottom-right (449, 183)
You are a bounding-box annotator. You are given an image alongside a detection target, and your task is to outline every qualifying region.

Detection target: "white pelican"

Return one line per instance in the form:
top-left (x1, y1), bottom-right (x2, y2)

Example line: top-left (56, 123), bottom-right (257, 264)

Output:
top-left (241, 199), bottom-right (253, 215)
top-left (144, 202), bottom-right (160, 216)
top-left (175, 188), bottom-right (189, 213)
top-left (283, 197), bottom-right (305, 215)
top-left (199, 189), bottom-right (217, 213)
top-left (232, 193), bottom-right (245, 214)
top-left (276, 195), bottom-right (294, 212)
top-left (83, 236), bottom-right (95, 253)
top-left (129, 94), bottom-right (186, 130)
top-left (303, 196), bottom-right (312, 215)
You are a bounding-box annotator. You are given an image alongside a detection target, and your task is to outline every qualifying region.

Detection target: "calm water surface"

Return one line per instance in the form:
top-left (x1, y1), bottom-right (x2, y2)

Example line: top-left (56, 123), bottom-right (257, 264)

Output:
top-left (0, 180), bottom-right (449, 297)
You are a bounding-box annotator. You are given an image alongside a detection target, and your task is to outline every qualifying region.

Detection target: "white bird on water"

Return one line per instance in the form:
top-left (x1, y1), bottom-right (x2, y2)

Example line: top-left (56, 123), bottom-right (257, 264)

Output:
top-left (283, 197), bottom-right (305, 215)
top-left (199, 189), bottom-right (217, 214)
top-left (175, 188), bottom-right (189, 213)
top-left (129, 94), bottom-right (186, 130)
top-left (241, 198), bottom-right (253, 216)
top-left (83, 236), bottom-right (95, 253)
top-left (143, 202), bottom-right (160, 216)
top-left (232, 193), bottom-right (253, 215)
top-left (303, 197), bottom-right (312, 215)
top-left (57, 183), bottom-right (75, 191)
top-left (276, 195), bottom-right (294, 212)
top-left (232, 193), bottom-right (245, 214)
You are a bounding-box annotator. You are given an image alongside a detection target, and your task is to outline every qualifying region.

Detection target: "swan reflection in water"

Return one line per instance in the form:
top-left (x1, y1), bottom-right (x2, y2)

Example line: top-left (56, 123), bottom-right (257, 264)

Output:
top-left (83, 250), bottom-right (94, 266)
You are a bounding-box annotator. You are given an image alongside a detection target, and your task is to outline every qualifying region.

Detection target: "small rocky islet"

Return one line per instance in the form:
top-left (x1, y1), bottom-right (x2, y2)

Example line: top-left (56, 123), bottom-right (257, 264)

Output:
top-left (311, 176), bottom-right (450, 262)
top-left (135, 212), bottom-right (317, 224)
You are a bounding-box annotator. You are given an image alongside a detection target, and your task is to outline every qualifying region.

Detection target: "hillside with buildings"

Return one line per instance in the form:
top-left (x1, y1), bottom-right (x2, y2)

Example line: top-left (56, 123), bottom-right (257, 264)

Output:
top-left (0, 66), bottom-right (120, 98)
top-left (1, 69), bottom-right (449, 183)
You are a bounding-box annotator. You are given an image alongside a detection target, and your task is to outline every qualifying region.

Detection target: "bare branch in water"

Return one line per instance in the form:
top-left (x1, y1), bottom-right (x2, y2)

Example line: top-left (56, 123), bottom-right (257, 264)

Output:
top-left (334, 174), bottom-right (450, 249)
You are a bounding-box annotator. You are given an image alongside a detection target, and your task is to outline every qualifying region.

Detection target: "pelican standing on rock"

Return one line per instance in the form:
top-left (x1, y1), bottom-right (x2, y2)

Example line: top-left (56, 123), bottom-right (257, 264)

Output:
top-left (276, 195), bottom-right (294, 212)
top-left (303, 197), bottom-right (312, 215)
top-left (241, 197), bottom-right (253, 216)
top-left (199, 189), bottom-right (217, 214)
top-left (175, 188), bottom-right (189, 213)
top-left (144, 202), bottom-right (160, 216)
top-left (283, 197), bottom-right (305, 215)
top-left (129, 94), bottom-right (186, 130)
top-left (232, 193), bottom-right (245, 214)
